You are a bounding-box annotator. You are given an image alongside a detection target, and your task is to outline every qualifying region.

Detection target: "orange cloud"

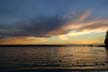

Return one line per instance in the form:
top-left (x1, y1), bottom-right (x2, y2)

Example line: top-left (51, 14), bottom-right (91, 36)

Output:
top-left (0, 37), bottom-right (48, 45)
top-left (62, 10), bottom-right (108, 33)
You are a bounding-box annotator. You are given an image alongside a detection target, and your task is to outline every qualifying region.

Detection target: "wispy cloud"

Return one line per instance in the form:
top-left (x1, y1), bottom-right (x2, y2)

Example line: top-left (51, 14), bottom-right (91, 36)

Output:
top-left (61, 10), bottom-right (108, 33)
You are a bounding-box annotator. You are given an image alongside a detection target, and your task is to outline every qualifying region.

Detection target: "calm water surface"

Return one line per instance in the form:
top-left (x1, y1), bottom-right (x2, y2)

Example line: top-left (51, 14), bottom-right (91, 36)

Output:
top-left (0, 46), bottom-right (108, 71)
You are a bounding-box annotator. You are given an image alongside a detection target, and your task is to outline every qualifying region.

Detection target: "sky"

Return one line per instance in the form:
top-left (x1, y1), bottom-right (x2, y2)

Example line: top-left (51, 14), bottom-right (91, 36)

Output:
top-left (0, 0), bottom-right (108, 45)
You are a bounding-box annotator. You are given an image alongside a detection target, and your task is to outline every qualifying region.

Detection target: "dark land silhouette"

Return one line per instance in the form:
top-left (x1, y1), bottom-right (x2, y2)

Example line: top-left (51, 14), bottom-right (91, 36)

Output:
top-left (105, 30), bottom-right (108, 48)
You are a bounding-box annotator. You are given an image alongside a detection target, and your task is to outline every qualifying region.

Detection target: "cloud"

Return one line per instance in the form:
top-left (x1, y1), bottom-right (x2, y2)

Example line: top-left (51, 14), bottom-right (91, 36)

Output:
top-left (0, 10), bottom-right (108, 39)
top-left (0, 16), bottom-right (66, 38)
top-left (0, 37), bottom-right (48, 44)
top-left (62, 10), bottom-right (108, 33)
top-left (77, 20), bottom-right (108, 32)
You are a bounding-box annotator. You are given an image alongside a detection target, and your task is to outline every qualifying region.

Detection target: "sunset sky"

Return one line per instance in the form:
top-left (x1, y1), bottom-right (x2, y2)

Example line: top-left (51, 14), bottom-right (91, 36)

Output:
top-left (0, 0), bottom-right (108, 45)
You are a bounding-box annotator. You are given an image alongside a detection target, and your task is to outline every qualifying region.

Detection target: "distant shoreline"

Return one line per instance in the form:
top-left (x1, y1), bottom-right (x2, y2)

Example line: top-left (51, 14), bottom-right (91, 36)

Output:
top-left (0, 44), bottom-right (67, 47)
top-left (0, 44), bottom-right (105, 47)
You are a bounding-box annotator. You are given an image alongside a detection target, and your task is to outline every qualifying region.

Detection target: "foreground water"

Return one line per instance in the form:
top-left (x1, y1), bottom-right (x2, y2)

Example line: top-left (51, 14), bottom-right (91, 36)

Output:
top-left (0, 46), bottom-right (108, 72)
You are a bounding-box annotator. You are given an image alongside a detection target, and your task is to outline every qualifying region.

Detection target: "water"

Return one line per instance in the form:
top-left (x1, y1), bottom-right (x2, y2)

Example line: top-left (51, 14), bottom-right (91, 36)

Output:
top-left (0, 46), bottom-right (108, 72)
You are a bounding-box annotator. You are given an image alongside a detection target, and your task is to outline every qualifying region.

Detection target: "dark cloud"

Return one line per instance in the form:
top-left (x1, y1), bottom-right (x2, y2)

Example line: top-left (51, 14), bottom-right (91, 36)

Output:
top-left (0, 16), bottom-right (66, 38)
top-left (0, 10), bottom-right (108, 39)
